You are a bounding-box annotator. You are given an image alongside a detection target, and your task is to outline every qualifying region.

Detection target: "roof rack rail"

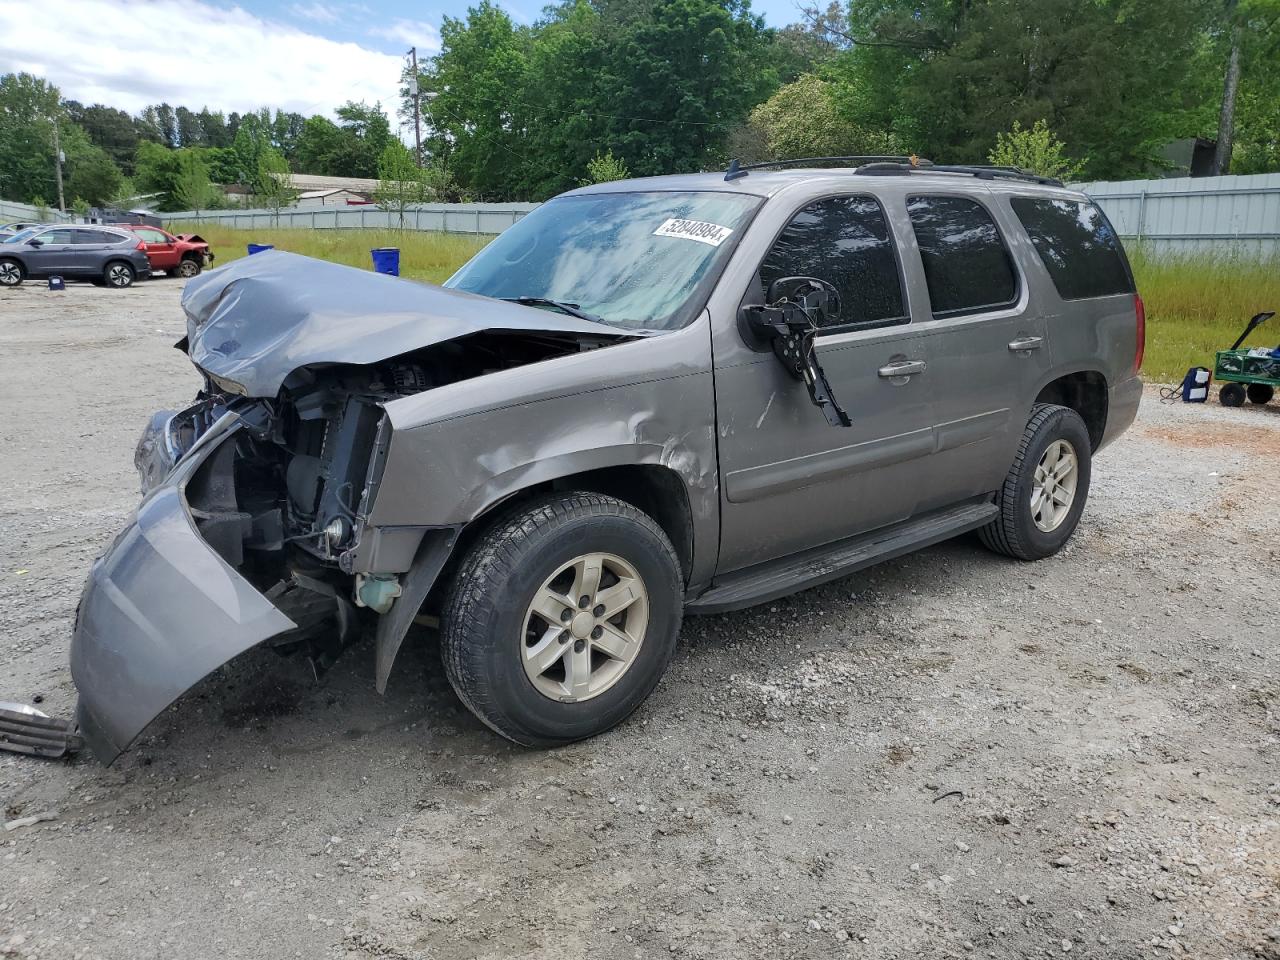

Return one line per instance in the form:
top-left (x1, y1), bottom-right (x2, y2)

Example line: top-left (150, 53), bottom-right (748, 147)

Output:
top-left (854, 161), bottom-right (1063, 187)
top-left (723, 155), bottom-right (932, 181)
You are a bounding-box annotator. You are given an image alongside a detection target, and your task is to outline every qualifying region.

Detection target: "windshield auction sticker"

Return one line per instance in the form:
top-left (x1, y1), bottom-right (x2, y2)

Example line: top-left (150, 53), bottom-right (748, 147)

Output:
top-left (653, 218), bottom-right (734, 247)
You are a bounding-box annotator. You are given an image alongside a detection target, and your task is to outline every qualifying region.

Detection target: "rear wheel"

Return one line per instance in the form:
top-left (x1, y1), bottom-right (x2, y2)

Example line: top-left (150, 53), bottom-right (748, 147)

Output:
top-left (979, 403), bottom-right (1092, 561)
top-left (1220, 383), bottom-right (1247, 407)
top-left (0, 258), bottom-right (22, 287)
top-left (441, 492), bottom-right (682, 747)
top-left (1247, 383), bottom-right (1274, 405)
top-left (176, 257), bottom-right (202, 278)
top-left (104, 261), bottom-right (135, 288)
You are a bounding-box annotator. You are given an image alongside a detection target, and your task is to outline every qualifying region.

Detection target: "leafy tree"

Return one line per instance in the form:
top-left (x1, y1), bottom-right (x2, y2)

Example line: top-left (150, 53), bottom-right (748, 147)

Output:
top-left (172, 151), bottom-right (215, 213)
top-left (175, 106), bottom-right (203, 147)
top-left (583, 149), bottom-right (629, 183)
top-left (296, 115), bottom-right (344, 173)
top-left (0, 73), bottom-right (61, 205)
top-left (374, 141), bottom-right (427, 226)
top-left (988, 119), bottom-right (1085, 180)
top-left (254, 147), bottom-right (294, 222)
top-left (743, 73), bottom-right (899, 161)
top-left (423, 162), bottom-right (467, 201)
top-left (72, 196), bottom-right (91, 216)
top-left (64, 101), bottom-right (143, 174)
top-left (65, 140), bottom-right (124, 206)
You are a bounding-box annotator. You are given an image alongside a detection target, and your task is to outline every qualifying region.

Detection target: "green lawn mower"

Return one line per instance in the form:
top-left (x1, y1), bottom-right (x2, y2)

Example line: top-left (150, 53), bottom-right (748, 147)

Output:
top-left (1216, 311), bottom-right (1278, 407)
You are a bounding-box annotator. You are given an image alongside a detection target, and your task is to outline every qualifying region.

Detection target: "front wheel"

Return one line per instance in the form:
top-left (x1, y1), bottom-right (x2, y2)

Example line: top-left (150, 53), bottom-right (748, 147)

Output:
top-left (103, 261), bottom-right (135, 288)
top-left (979, 404), bottom-right (1092, 561)
top-left (176, 258), bottom-right (202, 278)
top-left (441, 492), bottom-right (683, 747)
top-left (0, 258), bottom-right (23, 287)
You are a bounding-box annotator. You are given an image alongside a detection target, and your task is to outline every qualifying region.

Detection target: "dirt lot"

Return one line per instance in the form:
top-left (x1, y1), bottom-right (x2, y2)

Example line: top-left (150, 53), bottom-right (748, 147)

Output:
top-left (1, 278), bottom-right (1278, 960)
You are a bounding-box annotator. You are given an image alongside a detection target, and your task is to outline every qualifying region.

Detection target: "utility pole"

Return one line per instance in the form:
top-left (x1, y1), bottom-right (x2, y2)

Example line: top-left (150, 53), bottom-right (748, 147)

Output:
top-left (408, 46), bottom-right (422, 167)
top-left (52, 119), bottom-right (66, 213)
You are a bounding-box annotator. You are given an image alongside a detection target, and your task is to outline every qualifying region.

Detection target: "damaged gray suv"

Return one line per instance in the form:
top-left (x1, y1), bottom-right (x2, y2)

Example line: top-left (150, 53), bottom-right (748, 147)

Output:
top-left (71, 158), bottom-right (1144, 763)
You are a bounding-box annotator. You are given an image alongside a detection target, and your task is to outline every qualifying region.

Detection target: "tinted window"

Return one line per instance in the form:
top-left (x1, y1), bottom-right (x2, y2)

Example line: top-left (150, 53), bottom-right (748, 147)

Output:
top-left (759, 195), bottom-right (906, 329)
top-left (1012, 198), bottom-right (1133, 300)
top-left (907, 196), bottom-right (1018, 316)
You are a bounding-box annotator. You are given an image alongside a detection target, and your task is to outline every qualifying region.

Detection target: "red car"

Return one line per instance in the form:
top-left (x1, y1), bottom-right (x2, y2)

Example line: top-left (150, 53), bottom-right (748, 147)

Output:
top-left (119, 224), bottom-right (214, 278)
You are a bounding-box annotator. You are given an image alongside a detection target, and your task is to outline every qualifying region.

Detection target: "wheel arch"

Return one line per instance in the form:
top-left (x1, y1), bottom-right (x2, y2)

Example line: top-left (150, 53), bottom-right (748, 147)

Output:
top-left (1034, 369), bottom-right (1108, 450)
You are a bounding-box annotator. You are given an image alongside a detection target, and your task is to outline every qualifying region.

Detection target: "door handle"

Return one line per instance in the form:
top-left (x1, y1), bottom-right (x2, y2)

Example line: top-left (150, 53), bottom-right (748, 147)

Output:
top-left (878, 359), bottom-right (927, 379)
top-left (1008, 336), bottom-right (1044, 352)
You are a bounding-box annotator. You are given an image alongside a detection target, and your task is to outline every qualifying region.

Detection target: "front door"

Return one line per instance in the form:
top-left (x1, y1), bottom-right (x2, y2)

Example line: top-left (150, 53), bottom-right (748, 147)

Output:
top-left (25, 228), bottom-right (77, 274)
top-left (712, 194), bottom-right (940, 574)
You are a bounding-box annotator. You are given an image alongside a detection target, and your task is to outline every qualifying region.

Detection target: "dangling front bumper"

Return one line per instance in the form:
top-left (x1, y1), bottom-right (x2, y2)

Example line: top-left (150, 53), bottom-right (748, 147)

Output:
top-left (70, 414), bottom-right (296, 764)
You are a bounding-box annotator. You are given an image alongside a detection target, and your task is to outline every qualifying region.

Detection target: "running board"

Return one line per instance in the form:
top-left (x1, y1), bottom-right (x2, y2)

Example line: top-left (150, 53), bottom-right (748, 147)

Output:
top-left (686, 500), bottom-right (997, 615)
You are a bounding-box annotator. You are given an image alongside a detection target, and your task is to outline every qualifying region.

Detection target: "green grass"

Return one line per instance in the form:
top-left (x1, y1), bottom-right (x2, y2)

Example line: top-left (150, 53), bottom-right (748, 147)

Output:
top-left (171, 224), bottom-right (490, 285)
top-left (1130, 247), bottom-right (1280, 382)
top-left (175, 226), bottom-right (1280, 383)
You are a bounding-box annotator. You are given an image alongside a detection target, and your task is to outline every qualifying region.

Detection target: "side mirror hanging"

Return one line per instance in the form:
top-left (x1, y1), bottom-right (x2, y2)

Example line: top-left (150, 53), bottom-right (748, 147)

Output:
top-left (740, 277), bottom-right (851, 428)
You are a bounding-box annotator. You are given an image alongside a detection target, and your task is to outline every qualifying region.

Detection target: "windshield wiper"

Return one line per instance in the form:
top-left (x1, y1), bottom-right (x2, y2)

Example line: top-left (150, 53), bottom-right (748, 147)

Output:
top-left (501, 296), bottom-right (605, 324)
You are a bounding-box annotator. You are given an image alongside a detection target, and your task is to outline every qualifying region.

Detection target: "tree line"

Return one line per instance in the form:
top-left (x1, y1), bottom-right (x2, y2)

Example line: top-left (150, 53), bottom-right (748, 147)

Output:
top-left (2, 0), bottom-right (1277, 210)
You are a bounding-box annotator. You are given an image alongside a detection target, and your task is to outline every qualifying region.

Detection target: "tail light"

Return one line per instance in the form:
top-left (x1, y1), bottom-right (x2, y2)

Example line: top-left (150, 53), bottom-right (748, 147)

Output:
top-left (136, 239), bottom-right (147, 251)
top-left (1133, 293), bottom-right (1145, 373)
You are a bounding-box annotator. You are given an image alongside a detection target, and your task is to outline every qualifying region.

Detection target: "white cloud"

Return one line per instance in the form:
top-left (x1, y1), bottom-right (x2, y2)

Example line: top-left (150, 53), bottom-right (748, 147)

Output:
top-left (0, 0), bottom-right (416, 118)
top-left (289, 1), bottom-right (341, 23)
top-left (366, 18), bottom-right (442, 54)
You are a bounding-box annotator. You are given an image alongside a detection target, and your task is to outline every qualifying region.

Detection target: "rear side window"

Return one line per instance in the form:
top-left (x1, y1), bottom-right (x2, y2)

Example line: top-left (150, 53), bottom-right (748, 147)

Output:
top-left (906, 195), bottom-right (1018, 317)
top-left (75, 229), bottom-right (127, 244)
top-left (759, 195), bottom-right (906, 330)
top-left (1011, 198), bottom-right (1134, 300)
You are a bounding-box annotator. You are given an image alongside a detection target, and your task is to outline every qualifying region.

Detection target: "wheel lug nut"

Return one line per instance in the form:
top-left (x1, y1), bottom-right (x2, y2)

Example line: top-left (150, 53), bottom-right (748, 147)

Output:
top-left (591, 626), bottom-right (603, 640)
top-left (578, 595), bottom-right (590, 609)
top-left (573, 639), bottom-right (586, 653)
top-left (559, 631), bottom-right (570, 644)
top-left (560, 609), bottom-right (572, 623)
top-left (593, 604), bottom-right (605, 617)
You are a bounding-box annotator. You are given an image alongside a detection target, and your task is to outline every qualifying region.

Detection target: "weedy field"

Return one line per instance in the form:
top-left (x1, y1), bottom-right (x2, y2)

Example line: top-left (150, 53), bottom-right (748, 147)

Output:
top-left (178, 225), bottom-right (1280, 383)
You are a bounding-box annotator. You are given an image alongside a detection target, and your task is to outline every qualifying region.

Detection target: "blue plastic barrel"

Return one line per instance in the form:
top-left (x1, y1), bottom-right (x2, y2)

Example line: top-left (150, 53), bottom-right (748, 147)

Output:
top-left (371, 247), bottom-right (400, 276)
top-left (247, 243), bottom-right (274, 255)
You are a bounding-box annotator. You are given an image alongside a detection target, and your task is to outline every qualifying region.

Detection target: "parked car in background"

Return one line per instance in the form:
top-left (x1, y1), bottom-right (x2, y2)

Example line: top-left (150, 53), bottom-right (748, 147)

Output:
top-left (0, 224), bottom-right (151, 288)
top-left (0, 221), bottom-right (41, 242)
top-left (118, 224), bottom-right (214, 278)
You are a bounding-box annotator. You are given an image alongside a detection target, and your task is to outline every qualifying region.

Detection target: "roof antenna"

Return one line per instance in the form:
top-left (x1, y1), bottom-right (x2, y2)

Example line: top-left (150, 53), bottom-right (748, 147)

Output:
top-left (724, 158), bottom-right (747, 182)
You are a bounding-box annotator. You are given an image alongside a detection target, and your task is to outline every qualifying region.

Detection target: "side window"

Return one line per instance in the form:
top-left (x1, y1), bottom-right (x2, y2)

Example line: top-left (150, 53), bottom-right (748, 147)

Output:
top-left (906, 195), bottom-right (1018, 317)
top-left (1011, 198), bottom-right (1134, 300)
top-left (38, 229), bottom-right (75, 244)
top-left (72, 229), bottom-right (105, 244)
top-left (759, 195), bottom-right (907, 330)
top-left (137, 228), bottom-right (169, 243)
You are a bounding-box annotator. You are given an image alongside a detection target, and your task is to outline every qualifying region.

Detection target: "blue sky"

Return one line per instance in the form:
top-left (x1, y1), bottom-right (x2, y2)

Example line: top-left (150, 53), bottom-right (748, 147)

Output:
top-left (3, 0), bottom-right (806, 125)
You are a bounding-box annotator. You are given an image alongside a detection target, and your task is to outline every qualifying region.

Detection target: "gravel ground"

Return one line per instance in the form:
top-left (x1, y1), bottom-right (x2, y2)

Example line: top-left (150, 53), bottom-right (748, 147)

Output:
top-left (1, 278), bottom-right (1278, 960)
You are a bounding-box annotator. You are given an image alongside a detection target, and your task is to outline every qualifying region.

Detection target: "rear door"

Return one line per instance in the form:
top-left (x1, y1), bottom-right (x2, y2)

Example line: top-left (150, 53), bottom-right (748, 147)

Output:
top-left (900, 192), bottom-right (1054, 509)
top-left (712, 192), bottom-right (940, 572)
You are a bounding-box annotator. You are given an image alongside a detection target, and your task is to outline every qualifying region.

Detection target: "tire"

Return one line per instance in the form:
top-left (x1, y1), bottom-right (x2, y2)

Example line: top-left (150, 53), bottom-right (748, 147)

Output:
top-left (979, 403), bottom-right (1093, 561)
top-left (441, 492), bottom-right (683, 747)
top-left (1220, 383), bottom-right (1246, 407)
top-left (176, 258), bottom-right (202, 278)
top-left (103, 261), bottom-right (135, 288)
top-left (0, 258), bottom-right (23, 287)
top-left (1247, 383), bottom-right (1274, 405)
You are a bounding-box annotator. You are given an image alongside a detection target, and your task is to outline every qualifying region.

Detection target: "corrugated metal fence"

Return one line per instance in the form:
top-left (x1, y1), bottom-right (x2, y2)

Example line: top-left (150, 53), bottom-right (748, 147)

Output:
top-left (6, 174), bottom-right (1280, 257)
top-left (0, 198), bottom-right (73, 224)
top-left (162, 203), bottom-right (538, 234)
top-left (1076, 172), bottom-right (1280, 258)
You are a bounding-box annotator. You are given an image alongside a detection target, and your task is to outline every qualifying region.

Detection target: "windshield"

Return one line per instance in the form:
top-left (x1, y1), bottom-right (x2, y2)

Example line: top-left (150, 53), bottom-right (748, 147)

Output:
top-left (445, 191), bottom-right (761, 331)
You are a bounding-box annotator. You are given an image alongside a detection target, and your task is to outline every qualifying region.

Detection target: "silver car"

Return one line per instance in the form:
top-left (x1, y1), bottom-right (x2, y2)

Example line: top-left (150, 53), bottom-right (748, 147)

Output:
top-left (0, 224), bottom-right (152, 288)
top-left (69, 159), bottom-right (1143, 763)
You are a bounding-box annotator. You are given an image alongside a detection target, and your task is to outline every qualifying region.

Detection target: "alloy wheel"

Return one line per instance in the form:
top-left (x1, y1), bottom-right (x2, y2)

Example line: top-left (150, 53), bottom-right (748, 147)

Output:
top-left (107, 264), bottom-right (132, 287)
top-left (177, 259), bottom-right (200, 278)
top-left (0, 261), bottom-right (20, 286)
top-left (1030, 439), bottom-right (1078, 532)
top-left (521, 552), bottom-right (649, 702)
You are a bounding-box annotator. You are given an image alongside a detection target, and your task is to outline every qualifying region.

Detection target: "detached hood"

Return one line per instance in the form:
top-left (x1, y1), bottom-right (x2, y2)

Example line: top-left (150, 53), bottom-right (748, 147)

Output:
top-left (181, 250), bottom-right (629, 397)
